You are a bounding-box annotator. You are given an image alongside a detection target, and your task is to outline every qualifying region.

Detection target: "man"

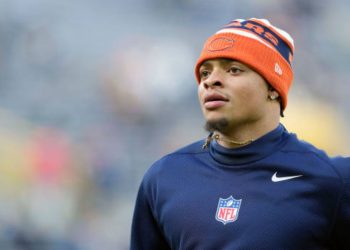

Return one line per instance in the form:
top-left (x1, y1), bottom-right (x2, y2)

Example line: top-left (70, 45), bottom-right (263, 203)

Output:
top-left (130, 18), bottom-right (350, 249)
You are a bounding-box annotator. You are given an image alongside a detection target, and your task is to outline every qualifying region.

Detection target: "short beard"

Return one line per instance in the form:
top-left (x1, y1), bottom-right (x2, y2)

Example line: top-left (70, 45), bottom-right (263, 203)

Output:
top-left (204, 118), bottom-right (230, 133)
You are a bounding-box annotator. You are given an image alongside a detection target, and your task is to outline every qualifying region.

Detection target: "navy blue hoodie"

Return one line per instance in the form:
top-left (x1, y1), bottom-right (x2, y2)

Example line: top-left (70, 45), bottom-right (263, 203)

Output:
top-left (131, 124), bottom-right (350, 249)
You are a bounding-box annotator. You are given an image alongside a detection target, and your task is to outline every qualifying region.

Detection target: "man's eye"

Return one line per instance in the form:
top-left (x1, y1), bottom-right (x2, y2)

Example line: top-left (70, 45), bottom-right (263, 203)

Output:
top-left (200, 70), bottom-right (210, 79)
top-left (228, 67), bottom-right (243, 74)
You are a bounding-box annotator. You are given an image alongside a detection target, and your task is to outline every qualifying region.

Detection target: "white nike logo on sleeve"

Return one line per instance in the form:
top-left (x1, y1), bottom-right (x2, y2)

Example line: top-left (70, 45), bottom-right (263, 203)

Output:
top-left (271, 172), bottom-right (303, 182)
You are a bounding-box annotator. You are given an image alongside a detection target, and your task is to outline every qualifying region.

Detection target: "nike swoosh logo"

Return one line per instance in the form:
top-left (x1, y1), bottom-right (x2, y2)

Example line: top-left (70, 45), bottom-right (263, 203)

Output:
top-left (271, 172), bottom-right (303, 182)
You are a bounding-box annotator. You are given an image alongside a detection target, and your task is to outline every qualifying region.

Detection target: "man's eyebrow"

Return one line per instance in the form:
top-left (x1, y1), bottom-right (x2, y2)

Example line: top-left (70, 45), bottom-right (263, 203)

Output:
top-left (220, 59), bottom-right (238, 65)
top-left (200, 59), bottom-right (241, 69)
top-left (221, 60), bottom-right (247, 69)
top-left (200, 62), bottom-right (211, 68)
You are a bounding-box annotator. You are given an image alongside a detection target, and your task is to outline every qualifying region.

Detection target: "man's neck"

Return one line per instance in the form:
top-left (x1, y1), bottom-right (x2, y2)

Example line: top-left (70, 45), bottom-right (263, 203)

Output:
top-left (215, 120), bottom-right (280, 149)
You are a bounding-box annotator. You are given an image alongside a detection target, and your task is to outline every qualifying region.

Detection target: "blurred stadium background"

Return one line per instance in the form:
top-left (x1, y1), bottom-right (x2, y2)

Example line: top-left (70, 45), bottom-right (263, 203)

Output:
top-left (0, 0), bottom-right (349, 249)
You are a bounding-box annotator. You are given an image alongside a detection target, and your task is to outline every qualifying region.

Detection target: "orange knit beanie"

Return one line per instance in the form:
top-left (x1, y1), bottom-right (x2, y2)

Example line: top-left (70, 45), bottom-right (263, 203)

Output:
top-left (195, 18), bottom-right (294, 110)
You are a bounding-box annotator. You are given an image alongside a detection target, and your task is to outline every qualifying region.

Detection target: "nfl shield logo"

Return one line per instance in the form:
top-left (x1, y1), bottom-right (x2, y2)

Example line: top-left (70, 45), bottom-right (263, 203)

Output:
top-left (215, 196), bottom-right (242, 225)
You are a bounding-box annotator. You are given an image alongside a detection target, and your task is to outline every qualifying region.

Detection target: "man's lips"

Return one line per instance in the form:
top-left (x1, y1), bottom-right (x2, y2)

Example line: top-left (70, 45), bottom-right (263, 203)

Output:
top-left (203, 93), bottom-right (229, 109)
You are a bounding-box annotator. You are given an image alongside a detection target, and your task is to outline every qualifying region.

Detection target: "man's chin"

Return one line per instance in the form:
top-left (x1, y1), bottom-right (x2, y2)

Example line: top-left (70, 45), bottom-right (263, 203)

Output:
top-left (204, 118), bottom-right (230, 133)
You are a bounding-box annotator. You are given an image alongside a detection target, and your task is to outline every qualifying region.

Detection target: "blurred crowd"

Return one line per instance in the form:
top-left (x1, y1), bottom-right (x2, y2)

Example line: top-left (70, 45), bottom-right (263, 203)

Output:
top-left (0, 0), bottom-right (349, 249)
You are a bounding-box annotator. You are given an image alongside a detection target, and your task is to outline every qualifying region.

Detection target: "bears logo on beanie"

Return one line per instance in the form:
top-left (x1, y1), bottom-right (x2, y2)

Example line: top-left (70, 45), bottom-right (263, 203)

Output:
top-left (195, 18), bottom-right (294, 111)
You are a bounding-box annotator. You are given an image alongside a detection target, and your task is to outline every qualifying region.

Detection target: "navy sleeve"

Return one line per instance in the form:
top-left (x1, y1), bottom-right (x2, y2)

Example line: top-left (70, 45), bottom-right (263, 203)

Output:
top-left (330, 157), bottom-right (350, 249)
top-left (130, 177), bottom-right (170, 250)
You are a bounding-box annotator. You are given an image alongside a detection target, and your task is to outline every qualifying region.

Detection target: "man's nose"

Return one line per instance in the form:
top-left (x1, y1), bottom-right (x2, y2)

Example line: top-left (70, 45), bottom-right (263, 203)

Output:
top-left (203, 70), bottom-right (223, 89)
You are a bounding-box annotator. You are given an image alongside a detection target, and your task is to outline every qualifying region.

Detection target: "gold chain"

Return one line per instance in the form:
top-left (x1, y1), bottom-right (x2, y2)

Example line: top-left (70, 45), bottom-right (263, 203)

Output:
top-left (213, 132), bottom-right (254, 146)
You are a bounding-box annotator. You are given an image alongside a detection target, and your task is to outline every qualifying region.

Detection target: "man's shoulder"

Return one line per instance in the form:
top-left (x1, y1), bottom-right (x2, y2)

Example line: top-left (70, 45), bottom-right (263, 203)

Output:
top-left (283, 132), bottom-right (350, 178)
top-left (143, 139), bottom-right (207, 181)
top-left (330, 156), bottom-right (350, 181)
top-left (283, 132), bottom-right (333, 162)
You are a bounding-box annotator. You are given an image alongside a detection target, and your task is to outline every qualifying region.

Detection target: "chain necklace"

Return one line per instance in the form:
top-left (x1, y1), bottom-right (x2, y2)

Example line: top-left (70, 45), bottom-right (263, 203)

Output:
top-left (212, 132), bottom-right (254, 146)
top-left (202, 132), bottom-right (254, 149)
